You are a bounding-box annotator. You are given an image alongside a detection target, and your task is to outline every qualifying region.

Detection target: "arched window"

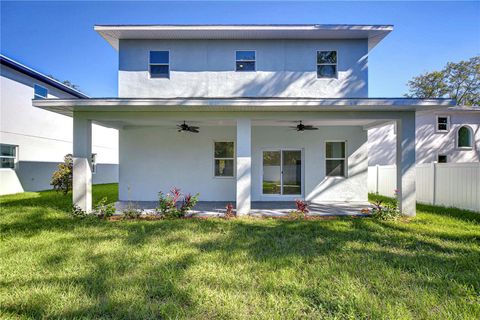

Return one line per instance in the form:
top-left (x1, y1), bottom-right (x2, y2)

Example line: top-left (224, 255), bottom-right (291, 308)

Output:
top-left (457, 126), bottom-right (473, 148)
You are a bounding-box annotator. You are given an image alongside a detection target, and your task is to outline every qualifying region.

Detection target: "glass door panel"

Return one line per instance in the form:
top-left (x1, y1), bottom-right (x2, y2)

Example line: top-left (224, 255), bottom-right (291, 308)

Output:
top-left (262, 151), bottom-right (281, 194)
top-left (282, 150), bottom-right (302, 195)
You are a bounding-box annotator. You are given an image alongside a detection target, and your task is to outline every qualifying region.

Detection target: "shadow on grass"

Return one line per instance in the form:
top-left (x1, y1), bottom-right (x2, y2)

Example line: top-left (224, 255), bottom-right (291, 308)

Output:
top-left (1, 187), bottom-right (479, 318)
top-left (369, 193), bottom-right (480, 224)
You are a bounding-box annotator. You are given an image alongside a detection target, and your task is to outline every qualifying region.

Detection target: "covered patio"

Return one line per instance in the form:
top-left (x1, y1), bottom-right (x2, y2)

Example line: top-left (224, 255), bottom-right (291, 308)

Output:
top-left (32, 97), bottom-right (456, 217)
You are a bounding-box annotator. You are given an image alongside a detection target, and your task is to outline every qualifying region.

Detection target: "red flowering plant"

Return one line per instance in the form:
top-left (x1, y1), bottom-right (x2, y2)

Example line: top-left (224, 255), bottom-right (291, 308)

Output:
top-left (225, 202), bottom-right (235, 218)
top-left (157, 187), bottom-right (199, 218)
top-left (290, 199), bottom-right (309, 219)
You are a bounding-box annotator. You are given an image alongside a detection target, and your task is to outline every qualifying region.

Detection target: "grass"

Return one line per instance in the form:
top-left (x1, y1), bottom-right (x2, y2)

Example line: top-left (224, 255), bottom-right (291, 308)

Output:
top-left (1, 184), bottom-right (479, 319)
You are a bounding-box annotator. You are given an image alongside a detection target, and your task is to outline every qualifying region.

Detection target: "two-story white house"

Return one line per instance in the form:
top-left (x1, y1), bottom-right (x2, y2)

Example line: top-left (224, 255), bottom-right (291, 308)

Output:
top-left (33, 24), bottom-right (457, 216)
top-left (0, 55), bottom-right (119, 195)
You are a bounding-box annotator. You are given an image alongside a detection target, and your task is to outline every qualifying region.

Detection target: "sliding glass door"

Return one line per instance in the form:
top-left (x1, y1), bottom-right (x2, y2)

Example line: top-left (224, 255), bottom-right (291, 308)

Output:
top-left (262, 150), bottom-right (302, 195)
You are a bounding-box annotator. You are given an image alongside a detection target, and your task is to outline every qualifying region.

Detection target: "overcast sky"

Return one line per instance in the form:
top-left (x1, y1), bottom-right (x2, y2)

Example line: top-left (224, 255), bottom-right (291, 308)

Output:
top-left (1, 1), bottom-right (479, 97)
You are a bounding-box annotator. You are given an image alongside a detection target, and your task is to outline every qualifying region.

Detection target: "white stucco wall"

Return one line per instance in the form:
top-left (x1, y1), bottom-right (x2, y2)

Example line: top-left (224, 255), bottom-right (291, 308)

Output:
top-left (118, 39), bottom-right (368, 98)
top-left (119, 125), bottom-right (367, 202)
top-left (368, 111), bottom-right (480, 165)
top-left (0, 65), bottom-right (119, 192)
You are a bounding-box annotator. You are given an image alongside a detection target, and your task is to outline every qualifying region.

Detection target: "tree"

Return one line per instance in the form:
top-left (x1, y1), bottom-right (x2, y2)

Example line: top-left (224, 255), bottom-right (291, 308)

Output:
top-left (51, 154), bottom-right (73, 195)
top-left (405, 56), bottom-right (479, 106)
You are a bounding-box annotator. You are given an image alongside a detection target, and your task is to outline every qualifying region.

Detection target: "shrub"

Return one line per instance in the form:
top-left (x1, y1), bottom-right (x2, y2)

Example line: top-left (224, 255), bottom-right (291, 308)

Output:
top-left (51, 154), bottom-right (73, 195)
top-left (289, 199), bottom-right (309, 220)
top-left (121, 203), bottom-right (142, 220)
top-left (94, 197), bottom-right (116, 219)
top-left (70, 204), bottom-right (87, 218)
top-left (370, 199), bottom-right (401, 221)
top-left (157, 187), bottom-right (200, 219)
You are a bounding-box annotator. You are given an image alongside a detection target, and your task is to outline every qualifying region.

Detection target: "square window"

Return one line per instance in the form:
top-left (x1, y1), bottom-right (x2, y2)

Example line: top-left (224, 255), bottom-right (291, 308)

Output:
top-left (34, 84), bottom-right (48, 99)
top-left (236, 51), bottom-right (255, 72)
top-left (437, 116), bottom-right (450, 132)
top-left (149, 51), bottom-right (169, 78)
top-left (438, 155), bottom-right (447, 163)
top-left (317, 51), bottom-right (337, 79)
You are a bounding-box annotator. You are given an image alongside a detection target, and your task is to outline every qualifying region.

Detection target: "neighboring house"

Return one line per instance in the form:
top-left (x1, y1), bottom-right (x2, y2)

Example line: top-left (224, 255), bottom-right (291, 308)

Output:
top-left (33, 24), bottom-right (457, 216)
top-left (0, 55), bottom-right (119, 195)
top-left (368, 107), bottom-right (480, 165)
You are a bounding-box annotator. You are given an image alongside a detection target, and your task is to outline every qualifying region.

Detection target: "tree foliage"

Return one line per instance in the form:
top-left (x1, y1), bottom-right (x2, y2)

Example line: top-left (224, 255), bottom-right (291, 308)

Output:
top-left (51, 154), bottom-right (73, 195)
top-left (405, 56), bottom-right (479, 106)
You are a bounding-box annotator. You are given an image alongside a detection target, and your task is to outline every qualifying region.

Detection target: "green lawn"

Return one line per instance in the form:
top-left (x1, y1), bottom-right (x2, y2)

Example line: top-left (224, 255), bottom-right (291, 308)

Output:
top-left (1, 184), bottom-right (479, 319)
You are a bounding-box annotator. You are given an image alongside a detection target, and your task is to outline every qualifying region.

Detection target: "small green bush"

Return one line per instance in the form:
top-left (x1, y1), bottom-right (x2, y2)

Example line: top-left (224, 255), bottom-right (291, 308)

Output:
top-left (51, 154), bottom-right (73, 195)
top-left (121, 203), bottom-right (142, 220)
top-left (70, 204), bottom-right (87, 219)
top-left (370, 200), bottom-right (401, 221)
top-left (93, 197), bottom-right (116, 219)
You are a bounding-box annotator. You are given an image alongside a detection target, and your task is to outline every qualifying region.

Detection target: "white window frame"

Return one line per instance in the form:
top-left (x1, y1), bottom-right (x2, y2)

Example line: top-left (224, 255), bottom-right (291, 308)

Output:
top-left (34, 84), bottom-right (48, 99)
top-left (456, 125), bottom-right (474, 150)
top-left (0, 144), bottom-right (18, 169)
top-left (260, 148), bottom-right (304, 197)
top-left (436, 115), bottom-right (450, 133)
top-left (316, 50), bottom-right (338, 79)
top-left (325, 140), bottom-right (347, 178)
top-left (235, 50), bottom-right (256, 72)
top-left (213, 141), bottom-right (235, 178)
top-left (149, 50), bottom-right (170, 79)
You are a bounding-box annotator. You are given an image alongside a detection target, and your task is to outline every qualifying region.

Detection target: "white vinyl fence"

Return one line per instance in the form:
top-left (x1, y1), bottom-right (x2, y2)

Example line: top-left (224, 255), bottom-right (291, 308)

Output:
top-left (368, 163), bottom-right (480, 212)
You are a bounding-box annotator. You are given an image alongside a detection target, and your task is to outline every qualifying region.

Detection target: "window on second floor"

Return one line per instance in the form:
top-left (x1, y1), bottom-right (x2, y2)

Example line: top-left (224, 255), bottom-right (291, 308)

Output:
top-left (317, 51), bottom-right (337, 79)
top-left (457, 126), bottom-right (473, 149)
top-left (235, 51), bottom-right (255, 72)
top-left (149, 51), bottom-right (169, 78)
top-left (34, 84), bottom-right (48, 99)
top-left (436, 115), bottom-right (450, 132)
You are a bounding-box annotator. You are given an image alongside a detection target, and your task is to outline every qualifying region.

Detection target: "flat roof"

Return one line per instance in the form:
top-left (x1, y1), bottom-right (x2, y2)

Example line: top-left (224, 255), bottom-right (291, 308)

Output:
top-left (94, 24), bottom-right (393, 51)
top-left (0, 54), bottom-right (88, 98)
top-left (33, 97), bottom-right (455, 117)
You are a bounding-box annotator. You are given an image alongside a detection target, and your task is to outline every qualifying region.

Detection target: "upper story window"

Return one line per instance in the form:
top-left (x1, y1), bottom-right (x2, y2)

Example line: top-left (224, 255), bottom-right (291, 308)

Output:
top-left (34, 84), bottom-right (48, 99)
top-left (235, 51), bottom-right (255, 72)
top-left (457, 126), bottom-right (473, 149)
top-left (317, 51), bottom-right (337, 79)
top-left (0, 144), bottom-right (17, 169)
top-left (436, 115), bottom-right (450, 132)
top-left (149, 51), bottom-right (169, 78)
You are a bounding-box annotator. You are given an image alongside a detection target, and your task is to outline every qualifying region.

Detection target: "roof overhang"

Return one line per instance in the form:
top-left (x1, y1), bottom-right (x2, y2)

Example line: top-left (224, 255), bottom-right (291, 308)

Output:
top-left (33, 98), bottom-right (456, 117)
top-left (0, 55), bottom-right (88, 98)
top-left (94, 24), bottom-right (393, 51)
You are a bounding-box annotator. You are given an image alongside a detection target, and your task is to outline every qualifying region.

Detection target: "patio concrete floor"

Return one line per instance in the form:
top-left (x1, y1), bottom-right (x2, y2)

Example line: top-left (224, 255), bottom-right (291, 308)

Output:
top-left (116, 201), bottom-right (372, 217)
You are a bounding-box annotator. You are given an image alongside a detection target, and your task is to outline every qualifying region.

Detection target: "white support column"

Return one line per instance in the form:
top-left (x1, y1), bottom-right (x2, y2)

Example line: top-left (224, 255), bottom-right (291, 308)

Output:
top-left (73, 113), bottom-right (92, 213)
top-left (396, 112), bottom-right (416, 216)
top-left (236, 119), bottom-right (252, 215)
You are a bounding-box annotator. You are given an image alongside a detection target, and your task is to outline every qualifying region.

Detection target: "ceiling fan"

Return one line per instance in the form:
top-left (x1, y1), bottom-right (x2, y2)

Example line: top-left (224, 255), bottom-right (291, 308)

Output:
top-left (291, 121), bottom-right (318, 132)
top-left (177, 121), bottom-right (200, 133)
